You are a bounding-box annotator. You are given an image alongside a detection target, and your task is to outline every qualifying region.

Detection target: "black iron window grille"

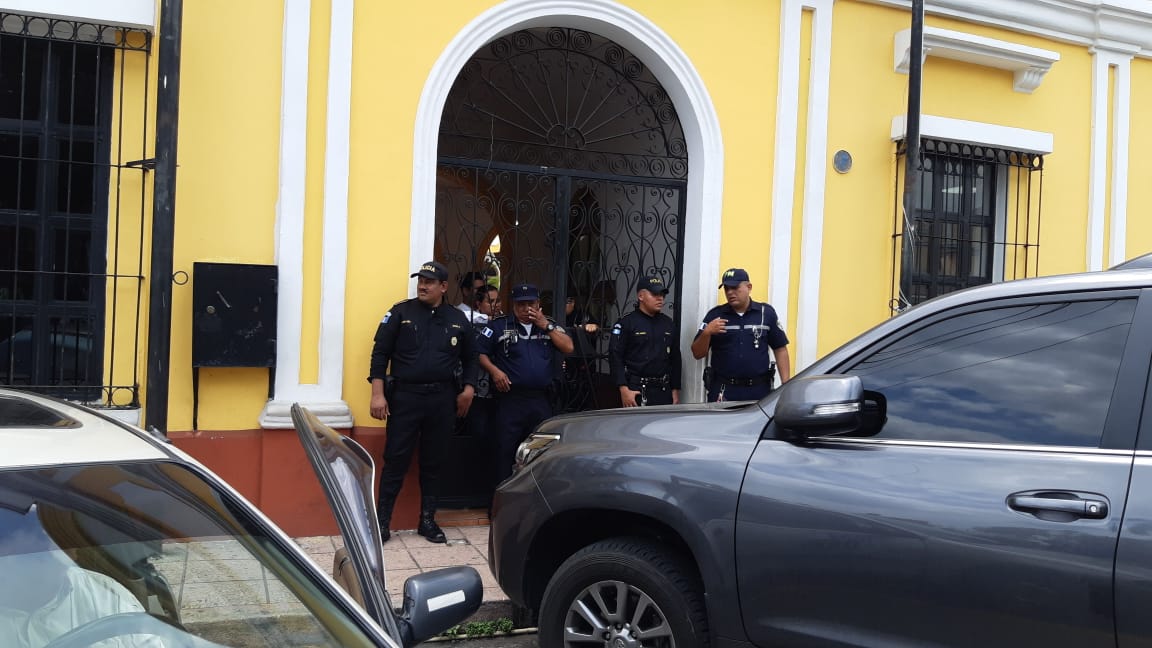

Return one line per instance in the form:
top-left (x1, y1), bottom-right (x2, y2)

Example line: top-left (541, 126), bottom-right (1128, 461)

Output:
top-left (0, 14), bottom-right (151, 406)
top-left (892, 138), bottom-right (1044, 310)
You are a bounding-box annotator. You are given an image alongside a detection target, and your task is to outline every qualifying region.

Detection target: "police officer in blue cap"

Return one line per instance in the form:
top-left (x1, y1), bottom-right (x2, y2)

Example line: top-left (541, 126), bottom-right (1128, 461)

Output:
top-left (691, 267), bottom-right (791, 402)
top-left (609, 274), bottom-right (681, 407)
top-left (478, 283), bottom-right (573, 482)
top-left (368, 260), bottom-right (478, 543)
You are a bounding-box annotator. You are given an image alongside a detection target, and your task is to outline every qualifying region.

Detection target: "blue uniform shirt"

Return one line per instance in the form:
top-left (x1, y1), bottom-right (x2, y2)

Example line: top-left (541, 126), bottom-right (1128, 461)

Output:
top-left (479, 315), bottom-right (567, 390)
top-left (695, 300), bottom-right (788, 379)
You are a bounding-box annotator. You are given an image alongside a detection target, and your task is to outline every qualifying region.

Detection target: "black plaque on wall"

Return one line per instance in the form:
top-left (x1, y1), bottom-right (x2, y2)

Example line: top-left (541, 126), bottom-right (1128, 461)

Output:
top-left (192, 263), bottom-right (277, 368)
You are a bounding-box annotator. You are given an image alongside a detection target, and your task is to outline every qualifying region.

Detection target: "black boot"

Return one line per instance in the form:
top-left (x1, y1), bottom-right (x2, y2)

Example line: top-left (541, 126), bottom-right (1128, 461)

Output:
top-left (376, 497), bottom-right (395, 543)
top-left (417, 497), bottom-right (446, 543)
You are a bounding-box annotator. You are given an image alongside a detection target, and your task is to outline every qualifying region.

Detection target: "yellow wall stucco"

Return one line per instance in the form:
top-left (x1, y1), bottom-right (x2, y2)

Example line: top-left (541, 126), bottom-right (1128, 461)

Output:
top-left (129, 0), bottom-right (1152, 431)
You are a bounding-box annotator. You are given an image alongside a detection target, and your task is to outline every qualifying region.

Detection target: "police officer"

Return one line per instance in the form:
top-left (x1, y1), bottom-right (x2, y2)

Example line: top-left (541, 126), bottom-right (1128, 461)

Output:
top-left (478, 283), bottom-right (573, 483)
top-left (690, 267), bottom-right (791, 402)
top-left (368, 260), bottom-right (477, 543)
top-left (609, 275), bottom-right (681, 407)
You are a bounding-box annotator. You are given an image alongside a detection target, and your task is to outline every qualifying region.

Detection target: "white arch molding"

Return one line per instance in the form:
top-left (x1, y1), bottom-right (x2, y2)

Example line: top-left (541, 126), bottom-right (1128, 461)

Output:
top-left (411, 0), bottom-right (724, 403)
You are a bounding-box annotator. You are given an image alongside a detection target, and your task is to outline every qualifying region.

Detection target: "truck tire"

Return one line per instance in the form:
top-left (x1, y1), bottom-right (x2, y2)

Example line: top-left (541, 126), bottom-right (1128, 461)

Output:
top-left (538, 537), bottom-right (708, 648)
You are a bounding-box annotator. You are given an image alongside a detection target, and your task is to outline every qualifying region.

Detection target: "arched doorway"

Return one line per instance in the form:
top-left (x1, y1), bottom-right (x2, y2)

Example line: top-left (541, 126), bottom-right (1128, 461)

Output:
top-left (433, 26), bottom-right (688, 506)
top-left (436, 26), bottom-right (687, 401)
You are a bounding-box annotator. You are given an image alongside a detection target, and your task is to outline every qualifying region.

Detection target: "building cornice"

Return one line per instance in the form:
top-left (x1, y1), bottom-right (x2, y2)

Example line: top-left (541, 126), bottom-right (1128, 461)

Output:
top-left (861, 0), bottom-right (1152, 57)
top-left (894, 26), bottom-right (1060, 93)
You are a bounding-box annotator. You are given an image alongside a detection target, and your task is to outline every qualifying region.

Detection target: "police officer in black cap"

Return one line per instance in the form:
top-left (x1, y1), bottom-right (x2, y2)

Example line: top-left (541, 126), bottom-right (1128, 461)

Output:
top-left (478, 283), bottom-right (573, 482)
top-left (368, 260), bottom-right (477, 543)
top-left (691, 267), bottom-right (791, 402)
top-left (609, 274), bottom-right (681, 407)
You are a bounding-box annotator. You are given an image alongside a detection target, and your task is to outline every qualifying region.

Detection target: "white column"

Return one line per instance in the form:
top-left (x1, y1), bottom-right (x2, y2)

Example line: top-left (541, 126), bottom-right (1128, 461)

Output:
top-left (261, 0), bottom-right (355, 428)
top-left (1087, 46), bottom-right (1135, 272)
top-left (770, 0), bottom-right (835, 374)
top-left (1108, 51), bottom-right (1131, 268)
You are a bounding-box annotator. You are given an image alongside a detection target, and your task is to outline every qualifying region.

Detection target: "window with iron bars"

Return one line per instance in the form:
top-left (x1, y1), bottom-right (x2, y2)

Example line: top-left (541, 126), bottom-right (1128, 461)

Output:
top-left (892, 138), bottom-right (1044, 311)
top-left (0, 14), bottom-right (151, 406)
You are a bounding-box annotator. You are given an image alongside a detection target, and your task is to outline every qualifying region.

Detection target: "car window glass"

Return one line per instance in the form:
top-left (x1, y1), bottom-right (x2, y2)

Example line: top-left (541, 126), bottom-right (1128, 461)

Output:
top-left (845, 299), bottom-right (1136, 446)
top-left (0, 396), bottom-right (78, 428)
top-left (0, 462), bottom-right (379, 648)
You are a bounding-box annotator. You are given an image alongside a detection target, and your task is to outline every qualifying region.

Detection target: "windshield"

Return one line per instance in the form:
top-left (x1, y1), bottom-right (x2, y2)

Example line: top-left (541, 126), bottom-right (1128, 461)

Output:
top-left (0, 461), bottom-right (385, 648)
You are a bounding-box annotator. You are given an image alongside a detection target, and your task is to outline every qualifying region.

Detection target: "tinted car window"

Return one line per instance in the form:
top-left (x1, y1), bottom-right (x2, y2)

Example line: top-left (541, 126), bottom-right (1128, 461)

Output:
top-left (846, 299), bottom-right (1135, 446)
top-left (0, 461), bottom-right (379, 648)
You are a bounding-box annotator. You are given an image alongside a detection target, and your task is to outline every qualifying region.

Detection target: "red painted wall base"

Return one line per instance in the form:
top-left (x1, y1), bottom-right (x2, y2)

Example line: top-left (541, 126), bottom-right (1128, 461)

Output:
top-left (169, 426), bottom-right (422, 537)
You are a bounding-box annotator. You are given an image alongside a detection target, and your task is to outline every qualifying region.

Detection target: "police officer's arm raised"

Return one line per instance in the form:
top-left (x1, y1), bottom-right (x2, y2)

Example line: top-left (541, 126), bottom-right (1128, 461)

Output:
top-left (690, 316), bottom-right (727, 359)
top-left (527, 304), bottom-right (574, 354)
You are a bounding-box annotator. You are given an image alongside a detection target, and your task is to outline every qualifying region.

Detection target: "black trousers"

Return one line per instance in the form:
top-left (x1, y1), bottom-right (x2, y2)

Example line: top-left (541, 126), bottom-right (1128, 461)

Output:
top-left (495, 390), bottom-right (554, 484)
top-left (378, 383), bottom-right (457, 510)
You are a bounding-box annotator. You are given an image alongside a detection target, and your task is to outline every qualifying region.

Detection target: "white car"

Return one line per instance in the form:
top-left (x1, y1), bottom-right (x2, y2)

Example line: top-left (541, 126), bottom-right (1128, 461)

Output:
top-left (0, 388), bottom-right (480, 648)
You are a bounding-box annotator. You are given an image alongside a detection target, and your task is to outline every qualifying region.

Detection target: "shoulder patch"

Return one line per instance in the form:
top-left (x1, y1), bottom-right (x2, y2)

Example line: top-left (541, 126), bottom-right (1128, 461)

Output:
top-left (481, 327), bottom-right (493, 338)
top-left (612, 323), bottom-right (622, 335)
top-left (381, 311), bottom-right (392, 324)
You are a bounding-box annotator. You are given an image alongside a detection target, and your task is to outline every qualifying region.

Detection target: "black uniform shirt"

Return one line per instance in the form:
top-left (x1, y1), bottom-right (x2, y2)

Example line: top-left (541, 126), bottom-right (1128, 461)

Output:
top-left (694, 300), bottom-right (788, 380)
top-left (609, 310), bottom-right (681, 389)
top-left (368, 298), bottom-right (478, 386)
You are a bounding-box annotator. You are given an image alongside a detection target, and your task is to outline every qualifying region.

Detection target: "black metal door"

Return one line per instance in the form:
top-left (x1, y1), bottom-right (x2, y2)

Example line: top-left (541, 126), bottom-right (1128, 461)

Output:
top-left (434, 162), bottom-right (685, 507)
top-left (434, 26), bottom-right (688, 507)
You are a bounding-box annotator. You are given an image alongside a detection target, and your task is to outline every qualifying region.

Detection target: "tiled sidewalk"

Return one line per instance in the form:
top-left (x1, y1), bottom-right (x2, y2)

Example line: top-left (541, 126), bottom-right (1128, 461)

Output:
top-left (291, 524), bottom-right (508, 606)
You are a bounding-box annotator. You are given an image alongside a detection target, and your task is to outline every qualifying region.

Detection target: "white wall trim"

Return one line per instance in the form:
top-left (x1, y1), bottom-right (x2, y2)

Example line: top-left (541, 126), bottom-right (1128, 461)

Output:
top-left (862, 0), bottom-right (1152, 58)
top-left (1107, 50), bottom-right (1131, 268)
top-left (894, 26), bottom-right (1060, 93)
top-left (1087, 48), bottom-right (1132, 272)
top-left (768, 2), bottom-right (802, 368)
top-left (890, 114), bottom-right (1054, 154)
top-left (261, 0), bottom-right (354, 429)
top-left (0, 0), bottom-right (155, 30)
top-left (770, 0), bottom-right (836, 374)
top-left (411, 0), bottom-right (723, 403)
top-left (268, 0), bottom-right (310, 414)
top-left (799, 0), bottom-right (834, 372)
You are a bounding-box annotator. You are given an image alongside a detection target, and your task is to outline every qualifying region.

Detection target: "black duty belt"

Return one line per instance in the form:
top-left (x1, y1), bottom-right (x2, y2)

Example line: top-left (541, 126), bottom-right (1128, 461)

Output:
top-left (394, 380), bottom-right (454, 391)
top-left (717, 374), bottom-right (771, 387)
top-left (504, 387), bottom-right (549, 398)
top-left (635, 375), bottom-right (670, 387)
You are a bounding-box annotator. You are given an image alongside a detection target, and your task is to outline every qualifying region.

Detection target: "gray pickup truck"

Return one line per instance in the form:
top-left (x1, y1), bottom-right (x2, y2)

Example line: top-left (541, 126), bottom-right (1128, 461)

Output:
top-left (490, 263), bottom-right (1152, 648)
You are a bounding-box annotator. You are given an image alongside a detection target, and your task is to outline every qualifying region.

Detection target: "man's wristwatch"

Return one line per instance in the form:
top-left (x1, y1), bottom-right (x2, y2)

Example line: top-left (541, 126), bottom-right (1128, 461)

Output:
top-left (546, 322), bottom-right (557, 332)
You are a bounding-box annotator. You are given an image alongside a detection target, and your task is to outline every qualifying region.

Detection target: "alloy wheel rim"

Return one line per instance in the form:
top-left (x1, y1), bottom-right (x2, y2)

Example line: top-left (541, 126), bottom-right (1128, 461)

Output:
top-left (561, 579), bottom-right (675, 648)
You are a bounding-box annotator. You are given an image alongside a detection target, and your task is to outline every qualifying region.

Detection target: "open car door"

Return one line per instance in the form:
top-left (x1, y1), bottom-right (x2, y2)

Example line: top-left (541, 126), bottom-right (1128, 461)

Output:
top-left (291, 404), bottom-right (482, 646)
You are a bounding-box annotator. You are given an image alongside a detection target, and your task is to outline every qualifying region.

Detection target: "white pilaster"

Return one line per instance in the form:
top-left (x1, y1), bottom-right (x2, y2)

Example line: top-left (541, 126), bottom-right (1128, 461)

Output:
top-left (1087, 47), bottom-right (1133, 272)
top-left (261, 0), bottom-right (354, 428)
top-left (770, 0), bottom-right (835, 375)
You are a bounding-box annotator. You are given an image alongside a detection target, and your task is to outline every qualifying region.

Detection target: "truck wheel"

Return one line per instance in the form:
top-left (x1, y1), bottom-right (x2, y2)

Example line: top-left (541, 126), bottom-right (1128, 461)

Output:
top-left (538, 537), bottom-right (708, 648)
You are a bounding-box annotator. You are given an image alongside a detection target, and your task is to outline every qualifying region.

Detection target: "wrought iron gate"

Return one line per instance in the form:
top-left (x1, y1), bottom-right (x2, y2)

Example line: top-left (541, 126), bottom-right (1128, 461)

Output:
top-left (433, 26), bottom-right (688, 506)
top-left (435, 161), bottom-right (686, 412)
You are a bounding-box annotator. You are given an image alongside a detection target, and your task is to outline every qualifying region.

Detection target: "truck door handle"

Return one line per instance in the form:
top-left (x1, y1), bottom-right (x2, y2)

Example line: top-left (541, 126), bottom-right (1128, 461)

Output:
top-left (1007, 493), bottom-right (1108, 520)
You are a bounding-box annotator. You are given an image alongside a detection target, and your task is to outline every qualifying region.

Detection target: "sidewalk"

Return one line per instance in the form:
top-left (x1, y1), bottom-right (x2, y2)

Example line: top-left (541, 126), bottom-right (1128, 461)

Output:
top-left (291, 517), bottom-right (513, 621)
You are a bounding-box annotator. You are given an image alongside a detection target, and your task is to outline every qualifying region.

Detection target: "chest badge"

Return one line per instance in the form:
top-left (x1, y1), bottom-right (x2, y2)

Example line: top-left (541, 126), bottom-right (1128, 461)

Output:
top-left (451, 336), bottom-right (458, 346)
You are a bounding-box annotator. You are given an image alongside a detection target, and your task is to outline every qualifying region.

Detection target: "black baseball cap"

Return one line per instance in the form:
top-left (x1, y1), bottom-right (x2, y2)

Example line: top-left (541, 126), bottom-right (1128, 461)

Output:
top-left (719, 267), bottom-right (750, 288)
top-left (637, 274), bottom-right (669, 295)
top-left (411, 261), bottom-right (448, 282)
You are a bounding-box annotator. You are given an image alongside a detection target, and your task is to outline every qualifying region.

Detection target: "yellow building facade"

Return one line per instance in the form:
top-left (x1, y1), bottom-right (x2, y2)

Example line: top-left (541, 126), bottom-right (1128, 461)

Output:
top-left (4, 0), bottom-right (1152, 533)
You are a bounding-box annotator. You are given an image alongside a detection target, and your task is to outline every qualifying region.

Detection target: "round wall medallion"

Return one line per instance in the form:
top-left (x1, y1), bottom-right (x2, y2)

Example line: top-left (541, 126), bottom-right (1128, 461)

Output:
top-left (833, 149), bottom-right (852, 174)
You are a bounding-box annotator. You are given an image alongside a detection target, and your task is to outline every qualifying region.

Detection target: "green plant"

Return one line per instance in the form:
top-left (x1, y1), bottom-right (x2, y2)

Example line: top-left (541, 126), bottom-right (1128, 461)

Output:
top-left (439, 617), bottom-right (515, 638)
